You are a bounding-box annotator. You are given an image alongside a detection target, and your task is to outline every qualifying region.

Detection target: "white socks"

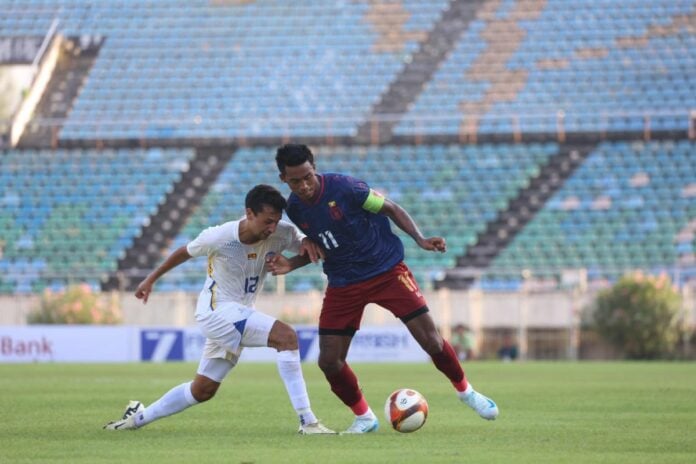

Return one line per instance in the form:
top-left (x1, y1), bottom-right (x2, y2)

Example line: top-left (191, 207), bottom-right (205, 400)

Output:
top-left (131, 351), bottom-right (316, 428)
top-left (134, 381), bottom-right (199, 428)
top-left (357, 407), bottom-right (376, 420)
top-left (458, 382), bottom-right (475, 400)
top-left (276, 349), bottom-right (317, 425)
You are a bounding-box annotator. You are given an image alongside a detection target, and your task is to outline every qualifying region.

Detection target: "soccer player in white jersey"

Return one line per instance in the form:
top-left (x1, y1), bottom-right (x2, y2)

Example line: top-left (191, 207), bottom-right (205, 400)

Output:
top-left (103, 184), bottom-right (335, 434)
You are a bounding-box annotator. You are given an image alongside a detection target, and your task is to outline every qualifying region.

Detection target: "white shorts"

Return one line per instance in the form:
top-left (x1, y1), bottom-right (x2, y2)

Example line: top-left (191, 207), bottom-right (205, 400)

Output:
top-left (195, 299), bottom-right (277, 361)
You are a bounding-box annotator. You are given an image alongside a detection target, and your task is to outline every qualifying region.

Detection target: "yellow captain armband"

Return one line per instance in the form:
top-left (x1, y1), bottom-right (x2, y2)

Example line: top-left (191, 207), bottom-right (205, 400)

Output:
top-left (362, 189), bottom-right (385, 213)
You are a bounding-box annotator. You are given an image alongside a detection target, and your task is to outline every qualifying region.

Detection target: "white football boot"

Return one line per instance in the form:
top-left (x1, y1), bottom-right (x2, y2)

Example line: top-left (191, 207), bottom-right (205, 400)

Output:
top-left (298, 421), bottom-right (337, 435)
top-left (459, 384), bottom-right (499, 420)
top-left (341, 413), bottom-right (379, 434)
top-left (103, 400), bottom-right (144, 430)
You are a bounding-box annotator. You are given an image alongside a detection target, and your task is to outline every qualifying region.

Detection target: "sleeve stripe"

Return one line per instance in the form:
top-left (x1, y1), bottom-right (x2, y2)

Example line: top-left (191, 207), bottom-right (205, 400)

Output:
top-left (362, 189), bottom-right (385, 213)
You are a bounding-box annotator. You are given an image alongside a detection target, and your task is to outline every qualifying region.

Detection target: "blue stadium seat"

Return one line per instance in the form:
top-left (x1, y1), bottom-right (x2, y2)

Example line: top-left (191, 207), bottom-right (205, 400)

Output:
top-left (483, 140), bottom-right (696, 288)
top-left (0, 148), bottom-right (193, 293)
top-left (159, 143), bottom-right (557, 291)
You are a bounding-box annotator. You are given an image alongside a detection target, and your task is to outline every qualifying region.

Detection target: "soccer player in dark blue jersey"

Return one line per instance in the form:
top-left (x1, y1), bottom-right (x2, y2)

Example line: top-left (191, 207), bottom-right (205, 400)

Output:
top-left (270, 144), bottom-right (499, 433)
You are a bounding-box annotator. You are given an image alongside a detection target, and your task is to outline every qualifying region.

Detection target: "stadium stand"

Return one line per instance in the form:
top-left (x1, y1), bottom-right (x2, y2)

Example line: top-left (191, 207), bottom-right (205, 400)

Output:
top-left (0, 0), bottom-right (694, 294)
top-left (1, 0), bottom-right (451, 141)
top-left (395, 0), bottom-right (695, 137)
top-left (482, 140), bottom-right (696, 290)
top-left (0, 148), bottom-right (193, 293)
top-left (158, 143), bottom-right (557, 292)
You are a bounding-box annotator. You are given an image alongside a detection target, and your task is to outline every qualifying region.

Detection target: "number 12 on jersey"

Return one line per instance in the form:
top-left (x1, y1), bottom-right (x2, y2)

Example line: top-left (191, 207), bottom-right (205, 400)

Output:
top-left (244, 276), bottom-right (259, 293)
top-left (318, 230), bottom-right (339, 249)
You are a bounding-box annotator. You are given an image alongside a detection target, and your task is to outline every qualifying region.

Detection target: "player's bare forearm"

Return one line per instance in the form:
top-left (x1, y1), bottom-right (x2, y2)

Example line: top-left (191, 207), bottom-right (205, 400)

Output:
top-left (285, 254), bottom-right (312, 272)
top-left (266, 253), bottom-right (312, 276)
top-left (381, 199), bottom-right (425, 242)
top-left (300, 237), bottom-right (325, 263)
top-left (148, 246), bottom-right (192, 282)
top-left (135, 246), bottom-right (192, 302)
top-left (381, 199), bottom-right (446, 253)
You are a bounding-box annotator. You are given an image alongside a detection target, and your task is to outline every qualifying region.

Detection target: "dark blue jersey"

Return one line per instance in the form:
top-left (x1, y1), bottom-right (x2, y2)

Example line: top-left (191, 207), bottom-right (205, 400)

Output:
top-left (286, 173), bottom-right (404, 287)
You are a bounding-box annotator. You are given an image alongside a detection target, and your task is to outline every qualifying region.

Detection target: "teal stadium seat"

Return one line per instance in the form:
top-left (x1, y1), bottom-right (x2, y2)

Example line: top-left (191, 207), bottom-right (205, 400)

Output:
top-left (0, 0), bottom-right (450, 140)
top-left (395, 0), bottom-right (696, 136)
top-left (483, 140), bottom-right (696, 287)
top-left (159, 143), bottom-right (557, 292)
top-left (0, 148), bottom-right (193, 293)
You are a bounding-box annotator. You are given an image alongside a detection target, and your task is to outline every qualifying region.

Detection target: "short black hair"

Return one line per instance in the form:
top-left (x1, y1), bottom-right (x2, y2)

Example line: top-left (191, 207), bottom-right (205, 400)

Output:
top-left (245, 184), bottom-right (287, 214)
top-left (275, 143), bottom-right (315, 173)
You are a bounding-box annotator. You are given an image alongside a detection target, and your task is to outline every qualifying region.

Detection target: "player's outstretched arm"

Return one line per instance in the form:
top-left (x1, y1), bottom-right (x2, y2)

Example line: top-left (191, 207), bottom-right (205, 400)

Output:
top-left (135, 246), bottom-right (192, 303)
top-left (299, 237), bottom-right (325, 263)
top-left (265, 252), bottom-right (313, 276)
top-left (380, 198), bottom-right (447, 253)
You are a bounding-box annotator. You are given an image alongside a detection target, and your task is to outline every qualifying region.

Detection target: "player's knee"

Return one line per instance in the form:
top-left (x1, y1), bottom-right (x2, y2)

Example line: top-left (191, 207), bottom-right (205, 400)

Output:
top-left (191, 381), bottom-right (219, 402)
top-left (421, 334), bottom-right (444, 355)
top-left (318, 356), bottom-right (342, 376)
top-left (194, 389), bottom-right (216, 402)
top-left (269, 321), bottom-right (298, 351)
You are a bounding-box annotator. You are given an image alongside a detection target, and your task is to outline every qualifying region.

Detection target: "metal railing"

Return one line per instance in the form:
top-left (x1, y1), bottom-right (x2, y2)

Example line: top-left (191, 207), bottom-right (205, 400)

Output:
top-left (2, 110), bottom-right (694, 148)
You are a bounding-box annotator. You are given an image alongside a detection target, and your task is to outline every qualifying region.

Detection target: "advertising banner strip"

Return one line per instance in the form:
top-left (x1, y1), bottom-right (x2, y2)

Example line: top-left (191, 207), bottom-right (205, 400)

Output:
top-left (0, 326), bottom-right (139, 363)
top-left (1, 325), bottom-right (429, 363)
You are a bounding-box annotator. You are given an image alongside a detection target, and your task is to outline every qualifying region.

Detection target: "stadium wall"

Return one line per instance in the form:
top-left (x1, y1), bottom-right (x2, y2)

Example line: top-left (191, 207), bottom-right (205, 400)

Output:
top-left (0, 325), bottom-right (429, 364)
top-left (0, 289), bottom-right (584, 327)
top-left (2, 287), bottom-right (694, 361)
top-left (2, 287), bottom-right (693, 331)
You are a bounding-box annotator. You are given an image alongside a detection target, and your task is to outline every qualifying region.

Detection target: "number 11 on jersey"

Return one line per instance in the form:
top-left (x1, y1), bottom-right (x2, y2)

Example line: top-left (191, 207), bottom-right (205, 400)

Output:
top-left (318, 230), bottom-right (339, 249)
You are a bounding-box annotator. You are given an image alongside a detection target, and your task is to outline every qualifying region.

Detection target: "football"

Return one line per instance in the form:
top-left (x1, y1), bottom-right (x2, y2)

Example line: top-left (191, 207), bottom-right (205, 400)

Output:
top-left (384, 388), bottom-right (429, 433)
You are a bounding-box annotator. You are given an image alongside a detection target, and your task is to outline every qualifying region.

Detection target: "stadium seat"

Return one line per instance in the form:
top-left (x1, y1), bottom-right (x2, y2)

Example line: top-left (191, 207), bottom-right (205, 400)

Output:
top-left (159, 143), bottom-right (557, 291)
top-left (483, 140), bottom-right (696, 288)
top-left (0, 148), bottom-right (193, 293)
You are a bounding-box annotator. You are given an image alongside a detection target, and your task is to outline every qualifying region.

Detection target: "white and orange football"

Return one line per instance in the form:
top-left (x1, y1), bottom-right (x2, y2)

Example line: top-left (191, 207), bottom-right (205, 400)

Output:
top-left (384, 388), bottom-right (429, 433)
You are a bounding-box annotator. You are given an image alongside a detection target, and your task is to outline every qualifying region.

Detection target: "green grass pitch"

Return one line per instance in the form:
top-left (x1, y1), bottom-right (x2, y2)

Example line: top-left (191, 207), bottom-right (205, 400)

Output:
top-left (1, 362), bottom-right (695, 463)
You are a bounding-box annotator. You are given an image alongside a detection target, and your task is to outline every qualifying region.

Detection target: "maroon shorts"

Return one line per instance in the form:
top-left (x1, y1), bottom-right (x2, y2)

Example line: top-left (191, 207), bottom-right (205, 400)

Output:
top-left (319, 262), bottom-right (428, 336)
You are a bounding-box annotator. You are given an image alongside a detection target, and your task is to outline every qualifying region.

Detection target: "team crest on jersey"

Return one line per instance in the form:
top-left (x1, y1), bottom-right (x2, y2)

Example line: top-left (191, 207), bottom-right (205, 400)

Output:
top-left (328, 200), bottom-right (343, 220)
top-left (247, 253), bottom-right (257, 260)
